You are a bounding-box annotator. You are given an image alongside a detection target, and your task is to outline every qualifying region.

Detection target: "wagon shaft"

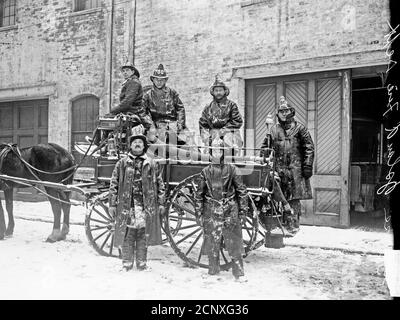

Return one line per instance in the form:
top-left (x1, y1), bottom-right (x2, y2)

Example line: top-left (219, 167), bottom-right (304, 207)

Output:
top-left (0, 174), bottom-right (88, 196)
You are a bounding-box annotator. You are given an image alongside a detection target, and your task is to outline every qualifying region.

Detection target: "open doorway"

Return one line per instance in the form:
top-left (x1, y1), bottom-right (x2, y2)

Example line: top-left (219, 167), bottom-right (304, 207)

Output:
top-left (350, 74), bottom-right (390, 230)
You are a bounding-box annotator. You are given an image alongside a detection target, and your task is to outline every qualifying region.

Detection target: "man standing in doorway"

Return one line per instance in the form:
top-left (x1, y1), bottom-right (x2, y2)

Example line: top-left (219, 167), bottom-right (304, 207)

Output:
top-left (260, 96), bottom-right (314, 235)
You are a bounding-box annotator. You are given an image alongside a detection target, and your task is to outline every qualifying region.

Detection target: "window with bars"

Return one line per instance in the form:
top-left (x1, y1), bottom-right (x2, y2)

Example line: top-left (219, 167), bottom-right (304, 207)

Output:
top-left (74, 0), bottom-right (101, 12)
top-left (0, 0), bottom-right (16, 27)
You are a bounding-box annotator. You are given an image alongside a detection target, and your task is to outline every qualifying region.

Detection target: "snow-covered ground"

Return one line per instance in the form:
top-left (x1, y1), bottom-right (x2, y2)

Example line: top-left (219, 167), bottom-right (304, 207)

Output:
top-left (0, 201), bottom-right (393, 300)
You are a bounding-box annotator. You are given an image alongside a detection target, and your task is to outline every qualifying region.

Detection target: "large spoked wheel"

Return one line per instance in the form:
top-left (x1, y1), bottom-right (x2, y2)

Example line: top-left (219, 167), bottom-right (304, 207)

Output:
top-left (85, 194), bottom-right (120, 258)
top-left (164, 173), bottom-right (259, 270)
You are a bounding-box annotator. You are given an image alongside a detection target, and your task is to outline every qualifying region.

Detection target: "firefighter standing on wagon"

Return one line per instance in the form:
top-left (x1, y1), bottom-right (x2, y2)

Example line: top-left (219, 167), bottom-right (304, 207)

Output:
top-left (194, 138), bottom-right (248, 282)
top-left (260, 96), bottom-right (314, 235)
top-left (199, 75), bottom-right (243, 156)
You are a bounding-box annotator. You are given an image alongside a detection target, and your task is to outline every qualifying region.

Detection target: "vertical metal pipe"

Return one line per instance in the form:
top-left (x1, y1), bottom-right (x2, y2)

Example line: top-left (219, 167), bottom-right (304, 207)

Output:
top-left (132, 0), bottom-right (137, 65)
top-left (108, 0), bottom-right (115, 112)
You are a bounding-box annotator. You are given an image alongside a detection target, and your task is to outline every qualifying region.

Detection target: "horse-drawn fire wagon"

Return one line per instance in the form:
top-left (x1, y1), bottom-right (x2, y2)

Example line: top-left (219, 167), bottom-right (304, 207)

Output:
top-left (1, 114), bottom-right (290, 270)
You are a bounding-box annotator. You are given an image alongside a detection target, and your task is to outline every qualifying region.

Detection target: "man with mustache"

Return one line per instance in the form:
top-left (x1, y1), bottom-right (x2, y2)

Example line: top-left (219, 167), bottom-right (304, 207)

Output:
top-left (109, 126), bottom-right (165, 271)
top-left (199, 75), bottom-right (243, 156)
top-left (143, 64), bottom-right (186, 145)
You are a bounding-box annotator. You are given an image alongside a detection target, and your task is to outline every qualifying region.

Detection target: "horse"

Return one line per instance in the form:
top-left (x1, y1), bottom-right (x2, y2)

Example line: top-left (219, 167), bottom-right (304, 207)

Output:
top-left (0, 143), bottom-right (76, 242)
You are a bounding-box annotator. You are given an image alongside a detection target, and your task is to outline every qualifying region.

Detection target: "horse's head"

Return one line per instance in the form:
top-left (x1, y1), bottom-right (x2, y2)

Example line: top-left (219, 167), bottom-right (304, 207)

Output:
top-left (0, 143), bottom-right (18, 153)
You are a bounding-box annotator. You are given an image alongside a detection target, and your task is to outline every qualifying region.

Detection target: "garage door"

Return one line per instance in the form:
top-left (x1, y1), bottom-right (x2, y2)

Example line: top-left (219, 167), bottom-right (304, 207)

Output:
top-left (245, 70), bottom-right (351, 227)
top-left (0, 99), bottom-right (49, 200)
top-left (0, 99), bottom-right (48, 146)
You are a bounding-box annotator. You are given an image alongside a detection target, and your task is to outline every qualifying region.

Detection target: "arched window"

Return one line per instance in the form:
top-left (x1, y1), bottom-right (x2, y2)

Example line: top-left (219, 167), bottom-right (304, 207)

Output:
top-left (71, 95), bottom-right (99, 167)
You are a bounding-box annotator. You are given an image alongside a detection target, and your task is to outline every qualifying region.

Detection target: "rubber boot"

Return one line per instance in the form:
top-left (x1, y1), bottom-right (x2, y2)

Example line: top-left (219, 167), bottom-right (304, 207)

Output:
top-left (232, 258), bottom-right (244, 278)
top-left (136, 228), bottom-right (148, 270)
top-left (122, 261), bottom-right (133, 271)
top-left (208, 251), bottom-right (220, 275)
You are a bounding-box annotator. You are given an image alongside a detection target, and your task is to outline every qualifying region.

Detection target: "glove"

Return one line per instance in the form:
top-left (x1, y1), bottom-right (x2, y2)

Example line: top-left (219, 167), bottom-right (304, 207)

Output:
top-left (159, 205), bottom-right (166, 217)
top-left (303, 165), bottom-right (313, 179)
top-left (109, 206), bottom-right (117, 218)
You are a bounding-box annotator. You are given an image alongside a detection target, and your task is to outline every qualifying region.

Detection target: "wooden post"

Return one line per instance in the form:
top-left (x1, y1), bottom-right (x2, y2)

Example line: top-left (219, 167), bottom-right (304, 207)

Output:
top-left (340, 70), bottom-right (351, 227)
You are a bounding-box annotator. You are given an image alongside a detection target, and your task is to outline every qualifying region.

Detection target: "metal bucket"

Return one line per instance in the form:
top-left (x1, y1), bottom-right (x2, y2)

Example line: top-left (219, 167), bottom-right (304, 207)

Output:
top-left (264, 232), bottom-right (284, 249)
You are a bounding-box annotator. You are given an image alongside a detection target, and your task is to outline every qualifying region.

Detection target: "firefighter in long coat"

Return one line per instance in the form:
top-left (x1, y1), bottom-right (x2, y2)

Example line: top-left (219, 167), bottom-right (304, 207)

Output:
top-left (194, 138), bottom-right (248, 282)
top-left (142, 64), bottom-right (186, 144)
top-left (199, 75), bottom-right (243, 155)
top-left (109, 126), bottom-right (165, 271)
top-left (260, 96), bottom-right (314, 234)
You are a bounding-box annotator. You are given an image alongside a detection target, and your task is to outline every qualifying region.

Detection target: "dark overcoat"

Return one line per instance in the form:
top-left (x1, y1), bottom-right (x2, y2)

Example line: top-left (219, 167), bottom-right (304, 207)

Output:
top-left (261, 120), bottom-right (314, 200)
top-left (194, 163), bottom-right (248, 258)
top-left (109, 154), bottom-right (165, 247)
top-left (199, 97), bottom-right (243, 147)
top-left (142, 86), bottom-right (186, 130)
top-left (110, 75), bottom-right (153, 130)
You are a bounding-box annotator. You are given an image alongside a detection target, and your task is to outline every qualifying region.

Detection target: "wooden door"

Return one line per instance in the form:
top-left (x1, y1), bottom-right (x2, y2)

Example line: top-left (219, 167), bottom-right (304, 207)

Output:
top-left (0, 99), bottom-right (48, 146)
top-left (0, 99), bottom-right (49, 200)
top-left (245, 70), bottom-right (350, 227)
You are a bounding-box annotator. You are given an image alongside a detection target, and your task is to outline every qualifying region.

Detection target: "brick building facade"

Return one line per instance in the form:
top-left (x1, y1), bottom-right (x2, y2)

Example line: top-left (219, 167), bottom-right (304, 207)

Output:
top-left (0, 0), bottom-right (391, 226)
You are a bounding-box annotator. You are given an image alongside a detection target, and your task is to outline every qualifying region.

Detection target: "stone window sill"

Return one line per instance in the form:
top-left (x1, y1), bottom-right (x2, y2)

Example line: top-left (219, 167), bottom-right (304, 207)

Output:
top-left (0, 25), bottom-right (18, 32)
top-left (69, 7), bottom-right (103, 17)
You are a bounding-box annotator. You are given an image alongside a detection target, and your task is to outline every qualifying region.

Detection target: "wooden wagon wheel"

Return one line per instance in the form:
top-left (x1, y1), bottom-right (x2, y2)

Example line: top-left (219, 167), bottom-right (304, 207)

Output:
top-left (85, 194), bottom-right (120, 258)
top-left (164, 173), bottom-right (259, 270)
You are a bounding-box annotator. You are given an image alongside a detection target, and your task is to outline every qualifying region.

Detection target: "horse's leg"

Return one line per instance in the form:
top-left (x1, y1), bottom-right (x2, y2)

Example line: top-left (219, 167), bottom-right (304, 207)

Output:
top-left (4, 188), bottom-right (14, 237)
top-left (59, 191), bottom-right (71, 240)
top-left (0, 197), bottom-right (5, 240)
top-left (44, 187), bottom-right (63, 243)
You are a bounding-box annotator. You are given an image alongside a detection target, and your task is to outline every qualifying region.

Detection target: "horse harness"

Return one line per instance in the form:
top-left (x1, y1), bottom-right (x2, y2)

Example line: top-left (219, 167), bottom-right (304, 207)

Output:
top-left (0, 144), bottom-right (22, 189)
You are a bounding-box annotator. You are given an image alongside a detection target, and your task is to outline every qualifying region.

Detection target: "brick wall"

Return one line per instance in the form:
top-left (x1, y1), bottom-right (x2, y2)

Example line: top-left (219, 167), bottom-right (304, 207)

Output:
top-left (134, 0), bottom-right (390, 133)
top-left (0, 0), bottom-right (391, 148)
top-left (0, 0), bottom-right (111, 148)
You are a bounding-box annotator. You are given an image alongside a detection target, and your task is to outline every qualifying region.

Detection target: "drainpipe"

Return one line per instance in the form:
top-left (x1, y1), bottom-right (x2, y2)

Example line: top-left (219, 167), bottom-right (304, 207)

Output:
top-left (132, 0), bottom-right (137, 64)
top-left (108, 0), bottom-right (115, 112)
